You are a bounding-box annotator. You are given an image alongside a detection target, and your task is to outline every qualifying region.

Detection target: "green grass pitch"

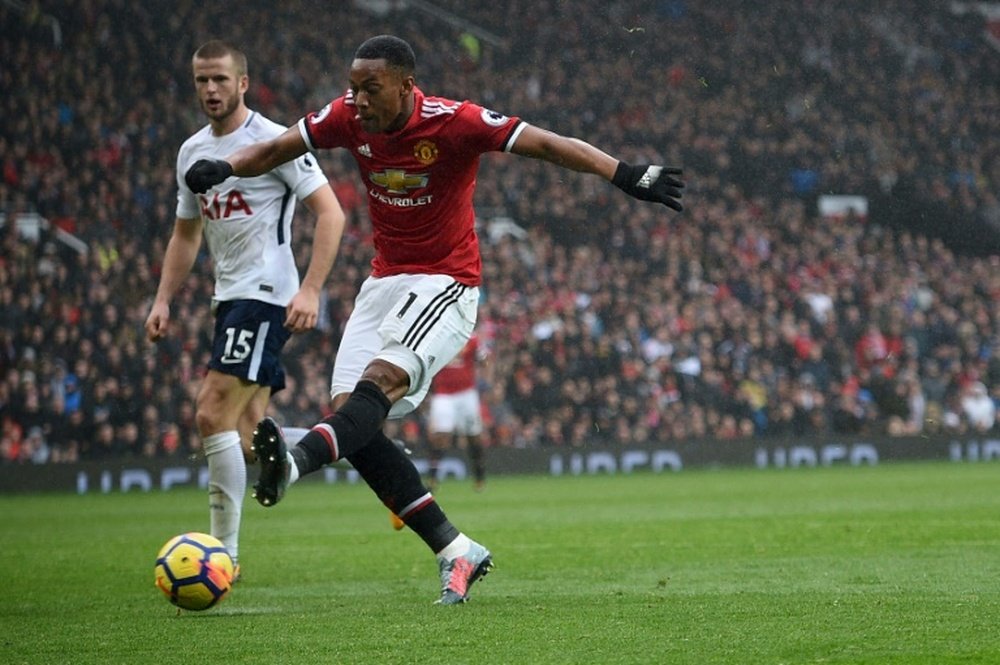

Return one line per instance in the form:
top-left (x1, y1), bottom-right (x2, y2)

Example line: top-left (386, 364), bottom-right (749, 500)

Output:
top-left (1, 461), bottom-right (998, 664)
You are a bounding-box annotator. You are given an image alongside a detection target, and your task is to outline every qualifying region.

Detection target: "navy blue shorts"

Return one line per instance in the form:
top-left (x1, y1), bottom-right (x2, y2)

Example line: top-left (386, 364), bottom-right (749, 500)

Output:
top-left (208, 300), bottom-right (291, 392)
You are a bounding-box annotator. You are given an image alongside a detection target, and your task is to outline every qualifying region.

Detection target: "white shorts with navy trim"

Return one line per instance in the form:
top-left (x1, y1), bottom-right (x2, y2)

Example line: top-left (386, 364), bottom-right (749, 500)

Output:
top-left (331, 273), bottom-right (478, 418)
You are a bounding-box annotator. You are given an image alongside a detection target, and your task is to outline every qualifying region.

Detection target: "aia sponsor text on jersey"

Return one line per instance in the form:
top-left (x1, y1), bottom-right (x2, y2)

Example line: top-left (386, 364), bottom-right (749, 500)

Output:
top-left (200, 190), bottom-right (252, 220)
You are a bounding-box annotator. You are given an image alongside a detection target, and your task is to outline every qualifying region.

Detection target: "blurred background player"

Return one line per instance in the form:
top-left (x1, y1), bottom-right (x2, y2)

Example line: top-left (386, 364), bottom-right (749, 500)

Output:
top-left (426, 334), bottom-right (487, 491)
top-left (145, 40), bottom-right (344, 575)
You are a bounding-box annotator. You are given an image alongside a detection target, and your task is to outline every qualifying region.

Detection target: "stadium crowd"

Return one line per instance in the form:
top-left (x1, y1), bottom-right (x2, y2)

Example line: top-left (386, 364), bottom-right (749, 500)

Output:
top-left (1, 0), bottom-right (998, 464)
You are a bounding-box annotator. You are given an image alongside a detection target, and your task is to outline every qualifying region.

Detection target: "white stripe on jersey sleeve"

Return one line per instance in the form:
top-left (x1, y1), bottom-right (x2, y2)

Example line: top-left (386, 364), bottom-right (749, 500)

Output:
top-left (297, 118), bottom-right (317, 152)
top-left (421, 100), bottom-right (460, 118)
top-left (503, 122), bottom-right (529, 153)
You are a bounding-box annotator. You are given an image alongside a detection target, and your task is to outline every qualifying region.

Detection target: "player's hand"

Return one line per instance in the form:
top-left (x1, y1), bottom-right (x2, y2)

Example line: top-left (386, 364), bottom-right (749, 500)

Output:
top-left (145, 302), bottom-right (170, 342)
top-left (612, 162), bottom-right (684, 211)
top-left (184, 159), bottom-right (233, 194)
top-left (284, 288), bottom-right (319, 333)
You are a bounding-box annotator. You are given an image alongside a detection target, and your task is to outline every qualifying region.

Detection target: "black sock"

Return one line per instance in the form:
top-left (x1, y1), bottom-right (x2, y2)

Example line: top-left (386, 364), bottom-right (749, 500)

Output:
top-left (348, 430), bottom-right (459, 553)
top-left (428, 447), bottom-right (443, 485)
top-left (292, 380), bottom-right (391, 476)
top-left (468, 440), bottom-right (485, 483)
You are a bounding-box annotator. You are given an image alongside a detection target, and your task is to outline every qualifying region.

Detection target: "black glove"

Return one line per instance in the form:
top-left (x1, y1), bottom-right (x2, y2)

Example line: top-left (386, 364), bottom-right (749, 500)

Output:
top-left (612, 162), bottom-right (684, 211)
top-left (184, 159), bottom-right (234, 194)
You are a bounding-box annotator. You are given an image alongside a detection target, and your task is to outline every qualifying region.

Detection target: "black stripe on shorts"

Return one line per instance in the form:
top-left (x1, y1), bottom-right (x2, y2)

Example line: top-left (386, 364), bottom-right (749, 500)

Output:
top-left (401, 282), bottom-right (467, 351)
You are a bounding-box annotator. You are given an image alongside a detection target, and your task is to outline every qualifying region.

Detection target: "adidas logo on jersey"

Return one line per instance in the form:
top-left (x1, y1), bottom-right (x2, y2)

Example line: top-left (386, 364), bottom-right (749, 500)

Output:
top-left (358, 144), bottom-right (372, 157)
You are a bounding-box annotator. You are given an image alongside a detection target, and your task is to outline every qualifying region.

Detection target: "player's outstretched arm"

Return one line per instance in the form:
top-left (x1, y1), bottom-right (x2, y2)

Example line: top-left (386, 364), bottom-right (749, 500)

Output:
top-left (510, 124), bottom-right (684, 211)
top-left (185, 126), bottom-right (310, 194)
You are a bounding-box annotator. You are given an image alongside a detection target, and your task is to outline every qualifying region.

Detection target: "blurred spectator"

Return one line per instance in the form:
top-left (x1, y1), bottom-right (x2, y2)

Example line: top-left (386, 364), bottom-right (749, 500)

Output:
top-left (961, 382), bottom-right (996, 433)
top-left (0, 1), bottom-right (998, 462)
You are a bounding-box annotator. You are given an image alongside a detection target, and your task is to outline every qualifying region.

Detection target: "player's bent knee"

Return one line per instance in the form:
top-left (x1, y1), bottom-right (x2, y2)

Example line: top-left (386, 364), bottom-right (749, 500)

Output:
top-left (360, 360), bottom-right (410, 402)
top-left (195, 407), bottom-right (225, 437)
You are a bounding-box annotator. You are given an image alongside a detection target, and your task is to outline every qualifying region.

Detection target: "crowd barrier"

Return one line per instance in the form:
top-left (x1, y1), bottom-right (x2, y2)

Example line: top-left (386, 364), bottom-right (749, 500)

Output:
top-left (2, 434), bottom-right (998, 495)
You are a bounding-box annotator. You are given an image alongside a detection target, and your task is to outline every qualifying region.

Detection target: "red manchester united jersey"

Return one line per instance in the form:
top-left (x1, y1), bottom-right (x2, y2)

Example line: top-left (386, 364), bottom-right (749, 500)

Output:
top-left (298, 87), bottom-right (524, 285)
top-left (432, 335), bottom-right (480, 394)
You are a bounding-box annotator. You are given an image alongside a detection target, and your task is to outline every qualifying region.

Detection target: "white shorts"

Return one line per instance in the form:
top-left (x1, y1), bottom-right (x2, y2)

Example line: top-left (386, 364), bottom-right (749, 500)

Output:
top-left (331, 273), bottom-right (478, 418)
top-left (428, 387), bottom-right (483, 436)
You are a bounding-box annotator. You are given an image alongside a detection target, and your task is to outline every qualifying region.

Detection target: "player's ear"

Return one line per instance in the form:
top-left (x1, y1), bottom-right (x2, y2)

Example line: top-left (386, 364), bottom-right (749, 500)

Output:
top-left (399, 75), bottom-right (415, 97)
top-left (239, 74), bottom-right (250, 95)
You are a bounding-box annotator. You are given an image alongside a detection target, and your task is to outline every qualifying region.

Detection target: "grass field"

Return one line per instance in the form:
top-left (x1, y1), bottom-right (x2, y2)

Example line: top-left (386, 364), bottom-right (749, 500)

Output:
top-left (1, 461), bottom-right (999, 664)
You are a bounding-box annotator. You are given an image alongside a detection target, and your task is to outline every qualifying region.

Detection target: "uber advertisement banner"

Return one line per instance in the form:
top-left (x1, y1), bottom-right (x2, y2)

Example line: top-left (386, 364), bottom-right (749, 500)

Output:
top-left (2, 435), bottom-right (998, 494)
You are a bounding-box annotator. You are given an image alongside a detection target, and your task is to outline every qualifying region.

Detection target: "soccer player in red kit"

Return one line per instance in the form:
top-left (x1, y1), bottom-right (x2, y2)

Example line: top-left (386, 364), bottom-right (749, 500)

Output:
top-left (426, 335), bottom-right (487, 491)
top-left (185, 34), bottom-right (684, 605)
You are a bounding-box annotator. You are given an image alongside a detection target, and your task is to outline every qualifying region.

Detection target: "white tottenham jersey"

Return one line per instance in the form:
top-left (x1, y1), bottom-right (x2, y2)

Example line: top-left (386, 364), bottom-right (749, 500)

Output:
top-left (176, 110), bottom-right (328, 306)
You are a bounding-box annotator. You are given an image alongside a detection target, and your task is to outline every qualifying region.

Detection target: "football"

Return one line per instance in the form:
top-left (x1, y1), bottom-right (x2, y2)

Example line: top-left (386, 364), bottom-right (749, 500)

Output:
top-left (154, 532), bottom-right (235, 611)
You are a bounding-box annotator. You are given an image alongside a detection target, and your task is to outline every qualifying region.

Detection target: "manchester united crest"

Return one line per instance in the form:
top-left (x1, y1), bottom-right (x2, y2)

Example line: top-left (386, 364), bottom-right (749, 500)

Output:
top-left (413, 139), bottom-right (439, 165)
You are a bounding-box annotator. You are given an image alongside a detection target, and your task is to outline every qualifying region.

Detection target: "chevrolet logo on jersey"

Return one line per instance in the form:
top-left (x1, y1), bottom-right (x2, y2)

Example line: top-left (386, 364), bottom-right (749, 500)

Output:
top-left (370, 169), bottom-right (429, 194)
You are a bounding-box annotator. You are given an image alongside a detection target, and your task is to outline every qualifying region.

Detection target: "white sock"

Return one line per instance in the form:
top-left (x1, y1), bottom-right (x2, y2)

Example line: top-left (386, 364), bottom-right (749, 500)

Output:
top-left (287, 449), bottom-right (300, 484)
top-left (436, 533), bottom-right (472, 561)
top-left (282, 427), bottom-right (310, 445)
top-left (281, 427), bottom-right (310, 484)
top-left (204, 431), bottom-right (245, 563)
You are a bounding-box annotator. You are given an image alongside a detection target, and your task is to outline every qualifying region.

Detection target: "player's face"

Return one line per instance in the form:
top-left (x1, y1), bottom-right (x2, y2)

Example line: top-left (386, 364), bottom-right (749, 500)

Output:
top-left (192, 55), bottom-right (248, 123)
top-left (348, 59), bottom-right (413, 133)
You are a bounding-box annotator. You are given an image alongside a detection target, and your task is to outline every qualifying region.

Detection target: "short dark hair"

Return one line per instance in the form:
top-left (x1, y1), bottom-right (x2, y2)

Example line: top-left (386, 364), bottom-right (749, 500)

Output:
top-left (355, 35), bottom-right (416, 74)
top-left (193, 40), bottom-right (248, 76)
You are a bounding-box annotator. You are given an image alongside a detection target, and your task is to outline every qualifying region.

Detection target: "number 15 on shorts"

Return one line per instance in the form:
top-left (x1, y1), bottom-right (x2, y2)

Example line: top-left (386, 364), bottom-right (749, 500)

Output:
top-left (220, 326), bottom-right (255, 364)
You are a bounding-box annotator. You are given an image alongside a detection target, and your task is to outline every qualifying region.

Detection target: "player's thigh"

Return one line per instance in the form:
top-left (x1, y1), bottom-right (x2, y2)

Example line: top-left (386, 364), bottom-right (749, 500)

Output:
top-left (376, 275), bottom-right (478, 417)
top-left (199, 299), bottom-right (290, 433)
top-left (330, 275), bottom-right (414, 398)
